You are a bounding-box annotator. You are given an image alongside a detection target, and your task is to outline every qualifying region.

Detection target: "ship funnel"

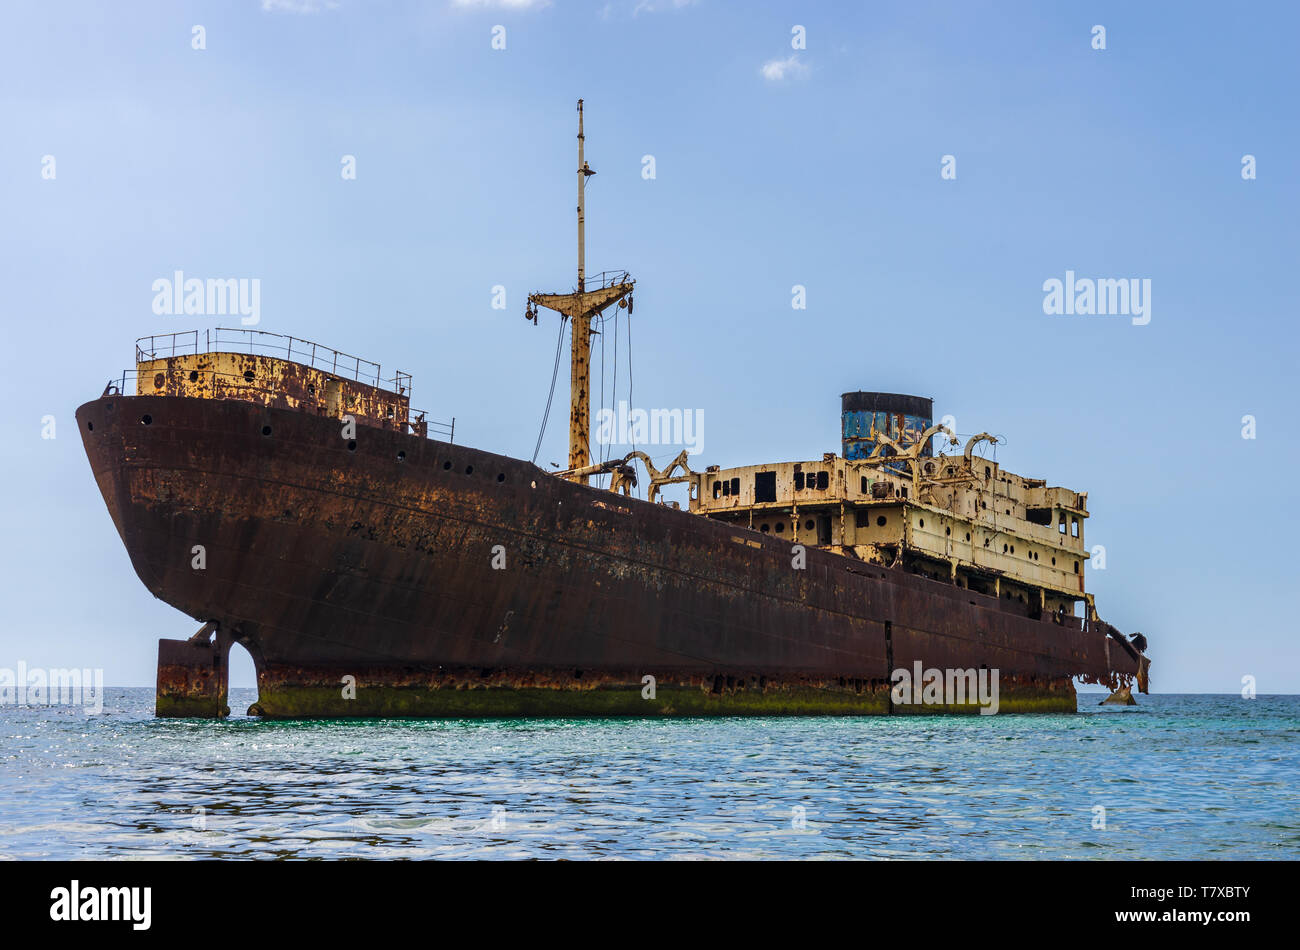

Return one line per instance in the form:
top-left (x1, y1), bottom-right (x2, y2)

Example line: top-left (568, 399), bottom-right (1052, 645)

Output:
top-left (841, 392), bottom-right (934, 459)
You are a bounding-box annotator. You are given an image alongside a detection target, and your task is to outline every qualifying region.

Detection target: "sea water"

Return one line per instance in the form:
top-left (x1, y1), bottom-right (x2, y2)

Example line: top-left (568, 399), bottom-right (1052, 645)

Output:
top-left (1, 691), bottom-right (1295, 859)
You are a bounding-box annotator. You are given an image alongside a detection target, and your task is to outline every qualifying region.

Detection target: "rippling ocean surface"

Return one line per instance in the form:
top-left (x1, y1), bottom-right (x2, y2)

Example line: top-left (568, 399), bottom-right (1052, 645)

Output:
top-left (1, 690), bottom-right (1295, 860)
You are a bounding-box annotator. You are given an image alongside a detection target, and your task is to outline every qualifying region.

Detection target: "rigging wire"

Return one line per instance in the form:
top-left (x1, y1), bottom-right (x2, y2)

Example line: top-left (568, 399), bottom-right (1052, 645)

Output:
top-left (531, 314), bottom-right (567, 465)
top-left (609, 305), bottom-right (618, 467)
top-left (597, 309), bottom-right (607, 465)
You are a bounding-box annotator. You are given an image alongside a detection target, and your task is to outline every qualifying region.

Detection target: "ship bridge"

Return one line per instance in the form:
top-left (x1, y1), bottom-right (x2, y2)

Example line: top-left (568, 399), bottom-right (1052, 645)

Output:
top-left (688, 392), bottom-right (1096, 624)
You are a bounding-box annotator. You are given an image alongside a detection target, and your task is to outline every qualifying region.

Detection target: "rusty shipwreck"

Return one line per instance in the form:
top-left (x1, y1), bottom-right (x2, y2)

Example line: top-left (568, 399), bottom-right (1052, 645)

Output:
top-left (76, 101), bottom-right (1149, 718)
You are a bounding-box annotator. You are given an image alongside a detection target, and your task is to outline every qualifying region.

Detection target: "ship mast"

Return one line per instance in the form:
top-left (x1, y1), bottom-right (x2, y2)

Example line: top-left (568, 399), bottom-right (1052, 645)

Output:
top-left (573, 98), bottom-right (591, 477)
top-left (526, 99), bottom-right (635, 485)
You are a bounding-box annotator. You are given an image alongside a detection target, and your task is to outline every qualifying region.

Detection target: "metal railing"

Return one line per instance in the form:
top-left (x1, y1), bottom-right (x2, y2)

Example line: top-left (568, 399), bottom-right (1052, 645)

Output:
top-left (585, 269), bottom-right (633, 290)
top-left (134, 328), bottom-right (411, 395)
top-left (408, 409), bottom-right (455, 443)
top-left (102, 367), bottom-right (454, 443)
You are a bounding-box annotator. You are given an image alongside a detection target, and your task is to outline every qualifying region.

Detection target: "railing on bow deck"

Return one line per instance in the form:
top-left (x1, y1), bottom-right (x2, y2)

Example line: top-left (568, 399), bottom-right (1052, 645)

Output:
top-left (103, 366), bottom-right (454, 443)
top-left (134, 328), bottom-right (411, 395)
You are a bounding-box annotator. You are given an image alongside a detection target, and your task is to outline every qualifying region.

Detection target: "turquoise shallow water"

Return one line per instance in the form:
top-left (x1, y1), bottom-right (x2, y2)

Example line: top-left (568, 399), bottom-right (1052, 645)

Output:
top-left (0, 690), bottom-right (1295, 859)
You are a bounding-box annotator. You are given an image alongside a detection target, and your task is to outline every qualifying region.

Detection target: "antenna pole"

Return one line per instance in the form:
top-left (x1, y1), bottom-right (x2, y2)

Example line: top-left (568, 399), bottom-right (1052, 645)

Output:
top-left (570, 99), bottom-right (592, 481)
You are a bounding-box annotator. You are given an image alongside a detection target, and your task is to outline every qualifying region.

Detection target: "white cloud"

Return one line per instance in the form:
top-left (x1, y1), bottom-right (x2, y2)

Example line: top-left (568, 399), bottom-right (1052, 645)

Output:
top-left (760, 54), bottom-right (809, 82)
top-left (451, 0), bottom-right (553, 9)
top-left (261, 0), bottom-right (339, 12)
top-left (633, 0), bottom-right (698, 14)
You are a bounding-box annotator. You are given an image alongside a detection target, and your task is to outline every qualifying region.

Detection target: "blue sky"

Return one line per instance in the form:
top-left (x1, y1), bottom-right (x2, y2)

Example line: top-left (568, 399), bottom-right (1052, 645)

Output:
top-left (2, 0), bottom-right (1297, 692)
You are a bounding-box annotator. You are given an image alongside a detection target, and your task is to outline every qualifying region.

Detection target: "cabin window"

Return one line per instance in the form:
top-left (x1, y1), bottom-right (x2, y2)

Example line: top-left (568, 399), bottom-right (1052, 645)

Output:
top-left (794, 471), bottom-right (805, 491)
top-left (755, 471), bottom-right (777, 503)
top-left (861, 476), bottom-right (868, 493)
top-left (713, 480), bottom-right (722, 499)
top-left (1073, 560), bottom-right (1079, 573)
top-left (1026, 508), bottom-right (1052, 526)
top-left (816, 471), bottom-right (829, 490)
top-left (1071, 519), bottom-right (1079, 538)
top-left (731, 477), bottom-right (740, 496)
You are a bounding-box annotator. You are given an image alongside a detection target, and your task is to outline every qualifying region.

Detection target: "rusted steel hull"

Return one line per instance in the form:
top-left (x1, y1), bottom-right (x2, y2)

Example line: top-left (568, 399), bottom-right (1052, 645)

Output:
top-left (76, 394), bottom-right (1141, 718)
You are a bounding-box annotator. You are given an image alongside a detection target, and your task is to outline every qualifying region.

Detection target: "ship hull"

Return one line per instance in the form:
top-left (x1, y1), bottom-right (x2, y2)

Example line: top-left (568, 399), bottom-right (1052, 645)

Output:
top-left (76, 395), bottom-right (1140, 718)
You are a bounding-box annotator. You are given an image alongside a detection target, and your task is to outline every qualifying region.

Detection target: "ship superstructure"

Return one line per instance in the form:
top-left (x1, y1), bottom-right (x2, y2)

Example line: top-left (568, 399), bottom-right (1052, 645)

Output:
top-left (690, 392), bottom-right (1098, 626)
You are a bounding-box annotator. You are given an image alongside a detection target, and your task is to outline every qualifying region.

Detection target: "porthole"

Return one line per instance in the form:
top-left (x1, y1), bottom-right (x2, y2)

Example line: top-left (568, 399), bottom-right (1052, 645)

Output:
top-left (965, 532), bottom-right (971, 542)
top-left (760, 523), bottom-right (770, 533)
top-left (1051, 557), bottom-right (1057, 566)
top-left (86, 421), bottom-right (94, 431)
top-left (530, 480), bottom-right (537, 489)
top-left (308, 383), bottom-right (316, 396)
top-left (465, 465), bottom-right (474, 475)
top-left (876, 516), bottom-right (886, 527)
top-left (140, 414), bottom-right (152, 426)
top-left (1002, 544), bottom-right (1008, 553)
top-left (243, 370), bottom-right (255, 383)
top-left (805, 519), bottom-right (814, 530)
top-left (443, 461), bottom-right (452, 470)
top-left (189, 370), bottom-right (199, 383)
top-left (775, 523), bottom-right (785, 534)
top-left (919, 518), bottom-right (925, 528)
top-left (396, 451), bottom-right (406, 462)
top-left (945, 526), bottom-right (950, 536)
top-left (496, 473), bottom-right (506, 483)
top-left (153, 373), bottom-right (164, 389)
top-left (261, 425), bottom-right (272, 437)
top-left (347, 440), bottom-right (357, 451)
